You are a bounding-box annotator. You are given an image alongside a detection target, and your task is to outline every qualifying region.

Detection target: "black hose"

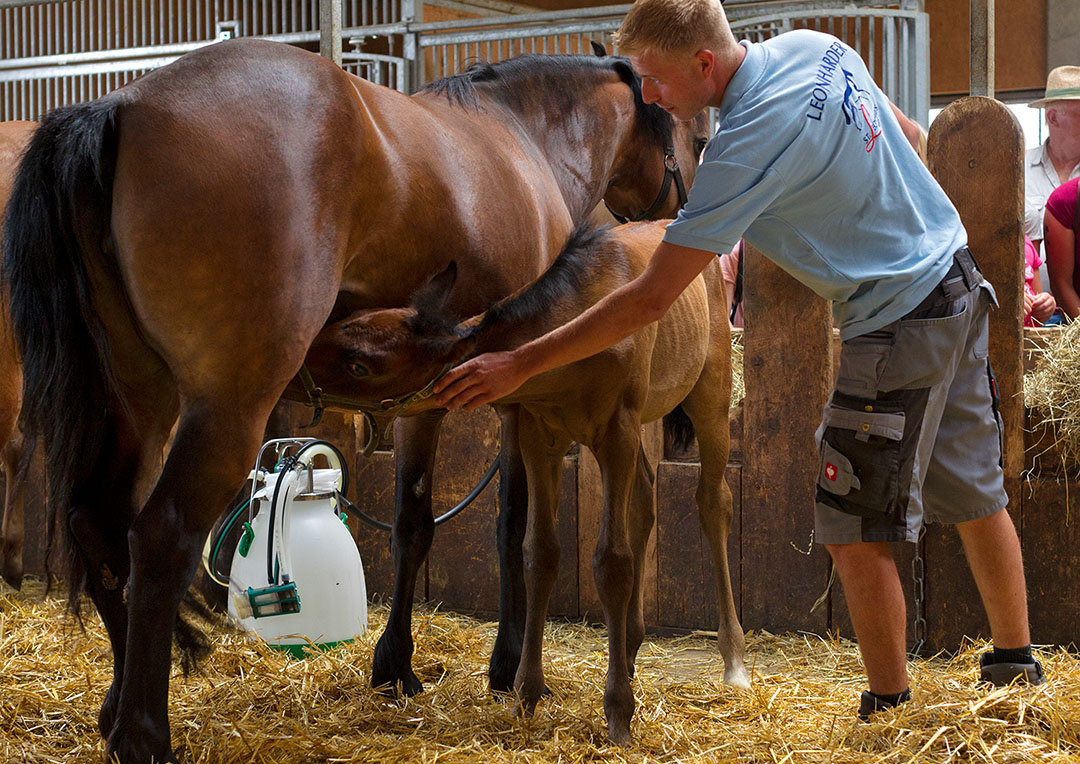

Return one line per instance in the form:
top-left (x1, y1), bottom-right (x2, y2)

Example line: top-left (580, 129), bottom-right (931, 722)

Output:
top-left (338, 457), bottom-right (499, 533)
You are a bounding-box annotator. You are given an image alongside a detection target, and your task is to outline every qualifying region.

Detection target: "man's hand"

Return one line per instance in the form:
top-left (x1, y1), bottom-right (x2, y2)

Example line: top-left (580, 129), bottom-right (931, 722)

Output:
top-left (433, 350), bottom-right (530, 411)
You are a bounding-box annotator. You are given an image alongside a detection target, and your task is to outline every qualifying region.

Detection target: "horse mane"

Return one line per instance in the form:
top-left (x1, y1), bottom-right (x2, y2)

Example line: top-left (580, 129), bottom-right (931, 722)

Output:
top-left (420, 54), bottom-right (673, 149)
top-left (474, 222), bottom-right (612, 335)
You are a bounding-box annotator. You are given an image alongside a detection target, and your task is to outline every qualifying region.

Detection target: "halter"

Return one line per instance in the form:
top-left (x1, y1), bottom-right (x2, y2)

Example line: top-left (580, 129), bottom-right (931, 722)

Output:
top-left (604, 142), bottom-right (689, 224)
top-left (297, 361), bottom-right (455, 457)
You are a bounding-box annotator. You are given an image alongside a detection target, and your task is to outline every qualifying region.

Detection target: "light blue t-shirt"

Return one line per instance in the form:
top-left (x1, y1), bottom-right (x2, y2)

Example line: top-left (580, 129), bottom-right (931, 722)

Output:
top-left (663, 30), bottom-right (967, 339)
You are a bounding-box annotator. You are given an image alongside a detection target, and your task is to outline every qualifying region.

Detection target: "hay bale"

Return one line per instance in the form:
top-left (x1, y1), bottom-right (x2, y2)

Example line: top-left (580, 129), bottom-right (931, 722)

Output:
top-left (2, 580), bottom-right (1078, 763)
top-left (1024, 322), bottom-right (1080, 477)
top-left (731, 328), bottom-right (744, 408)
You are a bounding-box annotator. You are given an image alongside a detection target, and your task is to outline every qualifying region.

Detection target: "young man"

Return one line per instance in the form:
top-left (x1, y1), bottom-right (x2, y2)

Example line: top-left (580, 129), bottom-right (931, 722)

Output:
top-left (432, 0), bottom-right (1043, 717)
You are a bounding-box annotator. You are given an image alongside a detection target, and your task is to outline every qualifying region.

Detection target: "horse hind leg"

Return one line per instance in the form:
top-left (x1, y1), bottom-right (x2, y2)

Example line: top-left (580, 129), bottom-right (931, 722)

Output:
top-left (680, 391), bottom-right (749, 689)
top-left (489, 404), bottom-right (531, 695)
top-left (371, 409), bottom-right (445, 697)
top-left (0, 431), bottom-right (25, 589)
top-left (624, 443), bottom-right (656, 678)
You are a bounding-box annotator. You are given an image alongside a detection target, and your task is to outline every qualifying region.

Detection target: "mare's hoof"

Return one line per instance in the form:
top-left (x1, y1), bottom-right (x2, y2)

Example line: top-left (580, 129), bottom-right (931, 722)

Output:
top-left (107, 724), bottom-right (177, 764)
top-left (0, 568), bottom-right (22, 590)
top-left (371, 666), bottom-right (424, 697)
top-left (98, 684), bottom-right (120, 740)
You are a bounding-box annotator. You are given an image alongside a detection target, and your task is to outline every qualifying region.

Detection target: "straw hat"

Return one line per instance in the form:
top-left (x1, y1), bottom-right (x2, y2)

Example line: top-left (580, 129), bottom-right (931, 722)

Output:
top-left (1028, 65), bottom-right (1080, 108)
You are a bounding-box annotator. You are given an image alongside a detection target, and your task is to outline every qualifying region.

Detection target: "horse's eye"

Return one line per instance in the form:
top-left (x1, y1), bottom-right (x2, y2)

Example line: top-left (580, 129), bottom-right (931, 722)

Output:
top-left (694, 137), bottom-right (708, 158)
top-left (348, 362), bottom-right (370, 379)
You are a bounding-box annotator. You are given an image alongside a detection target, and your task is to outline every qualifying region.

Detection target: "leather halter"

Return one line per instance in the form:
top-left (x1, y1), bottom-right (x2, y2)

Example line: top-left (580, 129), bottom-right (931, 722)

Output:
top-left (297, 361), bottom-right (454, 457)
top-left (605, 143), bottom-right (689, 224)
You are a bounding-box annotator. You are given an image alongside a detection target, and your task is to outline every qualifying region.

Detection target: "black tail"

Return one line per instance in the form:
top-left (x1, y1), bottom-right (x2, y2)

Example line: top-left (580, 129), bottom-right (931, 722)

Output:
top-left (663, 404), bottom-right (696, 457)
top-left (2, 98), bottom-right (123, 606)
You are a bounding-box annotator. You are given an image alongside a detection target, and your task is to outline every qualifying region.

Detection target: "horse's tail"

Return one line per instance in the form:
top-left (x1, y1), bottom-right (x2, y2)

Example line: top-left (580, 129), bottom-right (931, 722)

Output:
top-left (663, 404), bottom-right (696, 457)
top-left (2, 97), bottom-right (123, 605)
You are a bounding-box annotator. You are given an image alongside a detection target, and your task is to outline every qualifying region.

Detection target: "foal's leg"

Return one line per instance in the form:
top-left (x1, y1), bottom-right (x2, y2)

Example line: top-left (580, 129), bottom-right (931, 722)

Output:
top-left (624, 444), bottom-right (656, 678)
top-left (682, 392), bottom-right (749, 688)
top-left (512, 409), bottom-right (570, 714)
top-left (0, 430), bottom-right (25, 589)
top-left (108, 397), bottom-right (274, 764)
top-left (371, 409), bottom-right (445, 696)
top-left (489, 404), bottom-right (531, 694)
top-left (591, 419), bottom-right (641, 746)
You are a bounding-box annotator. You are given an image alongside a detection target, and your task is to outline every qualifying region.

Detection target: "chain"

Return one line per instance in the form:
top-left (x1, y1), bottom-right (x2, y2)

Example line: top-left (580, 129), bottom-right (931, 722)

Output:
top-left (910, 525), bottom-right (927, 657)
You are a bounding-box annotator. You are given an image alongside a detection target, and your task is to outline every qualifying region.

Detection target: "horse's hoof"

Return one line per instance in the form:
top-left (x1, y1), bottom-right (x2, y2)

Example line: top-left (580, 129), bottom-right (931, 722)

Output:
top-left (606, 724), bottom-right (633, 747)
top-left (372, 669), bottom-right (424, 698)
top-left (97, 684), bottom-right (120, 740)
top-left (107, 723), bottom-right (177, 764)
top-left (0, 568), bottom-right (22, 590)
top-left (724, 666), bottom-right (751, 689)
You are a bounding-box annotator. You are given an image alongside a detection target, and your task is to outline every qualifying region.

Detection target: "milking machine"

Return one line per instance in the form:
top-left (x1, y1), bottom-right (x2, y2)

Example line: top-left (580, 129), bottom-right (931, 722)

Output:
top-left (201, 438), bottom-right (368, 657)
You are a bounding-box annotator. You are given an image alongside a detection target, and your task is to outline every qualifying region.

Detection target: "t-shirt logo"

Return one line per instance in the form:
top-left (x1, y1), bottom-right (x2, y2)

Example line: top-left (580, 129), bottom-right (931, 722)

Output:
top-left (841, 68), bottom-right (882, 152)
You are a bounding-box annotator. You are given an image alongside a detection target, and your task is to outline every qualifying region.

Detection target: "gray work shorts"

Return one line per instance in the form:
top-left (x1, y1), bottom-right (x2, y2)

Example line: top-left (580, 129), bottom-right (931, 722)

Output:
top-left (815, 248), bottom-right (1009, 544)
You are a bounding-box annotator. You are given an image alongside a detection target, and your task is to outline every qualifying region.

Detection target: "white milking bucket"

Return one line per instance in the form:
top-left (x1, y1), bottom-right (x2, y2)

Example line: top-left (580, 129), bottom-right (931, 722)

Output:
top-left (208, 439), bottom-right (367, 658)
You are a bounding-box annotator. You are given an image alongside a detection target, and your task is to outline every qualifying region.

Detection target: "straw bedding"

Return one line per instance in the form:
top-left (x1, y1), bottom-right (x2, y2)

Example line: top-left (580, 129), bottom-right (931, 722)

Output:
top-left (2, 581), bottom-right (1077, 764)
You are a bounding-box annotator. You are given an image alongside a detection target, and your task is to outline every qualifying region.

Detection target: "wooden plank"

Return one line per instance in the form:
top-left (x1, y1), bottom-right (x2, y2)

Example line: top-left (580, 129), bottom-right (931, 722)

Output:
top-left (1024, 478), bottom-right (1080, 648)
top-left (549, 454), bottom-right (580, 618)
top-left (427, 408), bottom-right (502, 616)
top-left (656, 461), bottom-right (742, 631)
top-left (740, 245), bottom-right (832, 634)
top-left (926, 96), bottom-right (1024, 650)
top-left (969, 0), bottom-right (995, 97)
top-left (352, 450), bottom-right (401, 604)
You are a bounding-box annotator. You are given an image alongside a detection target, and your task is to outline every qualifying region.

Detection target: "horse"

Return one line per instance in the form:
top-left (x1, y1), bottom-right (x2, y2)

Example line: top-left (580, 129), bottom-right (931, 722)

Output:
top-left (0, 120), bottom-right (36, 591)
top-left (303, 219), bottom-right (749, 744)
top-left (2, 36), bottom-right (707, 763)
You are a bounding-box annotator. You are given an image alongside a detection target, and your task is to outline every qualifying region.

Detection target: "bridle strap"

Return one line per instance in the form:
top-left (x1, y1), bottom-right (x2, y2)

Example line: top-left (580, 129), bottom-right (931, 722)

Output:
top-left (296, 361), bottom-right (455, 456)
top-left (605, 145), bottom-right (689, 224)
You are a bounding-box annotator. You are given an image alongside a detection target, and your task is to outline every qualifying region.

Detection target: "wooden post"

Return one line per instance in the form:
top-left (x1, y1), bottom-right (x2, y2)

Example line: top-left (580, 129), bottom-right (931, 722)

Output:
top-left (926, 96), bottom-right (1024, 651)
top-left (320, 0), bottom-right (342, 67)
top-left (970, 0), bottom-right (994, 97)
top-left (740, 245), bottom-right (833, 634)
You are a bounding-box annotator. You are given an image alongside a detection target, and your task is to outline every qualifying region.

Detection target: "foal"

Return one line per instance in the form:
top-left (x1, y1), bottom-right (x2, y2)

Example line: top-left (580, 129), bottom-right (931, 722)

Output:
top-left (306, 220), bottom-right (749, 744)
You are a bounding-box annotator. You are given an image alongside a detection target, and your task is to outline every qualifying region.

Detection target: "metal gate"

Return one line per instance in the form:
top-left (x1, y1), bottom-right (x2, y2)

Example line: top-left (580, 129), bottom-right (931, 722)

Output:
top-left (0, 0), bottom-right (929, 125)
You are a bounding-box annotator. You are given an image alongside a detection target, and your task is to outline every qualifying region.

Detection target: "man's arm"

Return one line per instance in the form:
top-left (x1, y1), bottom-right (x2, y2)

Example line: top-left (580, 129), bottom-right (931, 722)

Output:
top-left (1045, 213), bottom-right (1079, 319)
top-left (432, 239), bottom-right (718, 411)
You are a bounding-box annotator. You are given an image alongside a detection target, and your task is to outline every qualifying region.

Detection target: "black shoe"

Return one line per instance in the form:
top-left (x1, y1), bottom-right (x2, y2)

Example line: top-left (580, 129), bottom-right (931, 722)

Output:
top-left (857, 688), bottom-right (911, 721)
top-left (979, 651), bottom-right (1046, 686)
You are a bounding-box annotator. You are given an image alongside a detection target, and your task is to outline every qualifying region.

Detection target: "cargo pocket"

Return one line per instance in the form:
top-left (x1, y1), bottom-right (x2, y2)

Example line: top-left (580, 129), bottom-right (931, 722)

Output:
top-left (816, 389), bottom-right (927, 522)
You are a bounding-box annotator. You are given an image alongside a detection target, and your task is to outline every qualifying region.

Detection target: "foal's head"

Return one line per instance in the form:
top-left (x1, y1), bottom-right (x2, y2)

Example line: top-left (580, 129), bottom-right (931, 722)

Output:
top-left (305, 264), bottom-right (470, 409)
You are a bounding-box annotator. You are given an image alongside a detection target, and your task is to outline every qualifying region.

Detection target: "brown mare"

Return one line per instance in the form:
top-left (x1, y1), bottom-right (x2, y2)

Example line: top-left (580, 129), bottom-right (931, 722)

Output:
top-left (0, 120), bottom-right (36, 590)
top-left (2, 38), bottom-right (705, 763)
top-left (304, 220), bottom-right (748, 744)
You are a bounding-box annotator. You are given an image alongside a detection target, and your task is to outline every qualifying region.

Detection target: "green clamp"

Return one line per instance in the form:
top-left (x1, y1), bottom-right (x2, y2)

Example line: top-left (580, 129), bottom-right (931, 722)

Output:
top-left (238, 522), bottom-right (255, 558)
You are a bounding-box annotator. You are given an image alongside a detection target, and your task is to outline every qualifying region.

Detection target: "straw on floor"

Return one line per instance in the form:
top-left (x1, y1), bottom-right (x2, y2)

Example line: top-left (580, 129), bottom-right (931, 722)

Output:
top-left (2, 580), bottom-right (1077, 764)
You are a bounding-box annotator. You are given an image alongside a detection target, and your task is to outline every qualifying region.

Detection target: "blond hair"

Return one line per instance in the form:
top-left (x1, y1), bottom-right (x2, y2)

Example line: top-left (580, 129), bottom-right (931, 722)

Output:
top-left (614, 0), bottom-right (735, 56)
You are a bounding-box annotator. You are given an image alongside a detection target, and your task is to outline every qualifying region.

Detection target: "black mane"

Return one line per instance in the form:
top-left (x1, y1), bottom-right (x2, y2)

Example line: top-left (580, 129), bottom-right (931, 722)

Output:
top-left (419, 53), bottom-right (673, 149)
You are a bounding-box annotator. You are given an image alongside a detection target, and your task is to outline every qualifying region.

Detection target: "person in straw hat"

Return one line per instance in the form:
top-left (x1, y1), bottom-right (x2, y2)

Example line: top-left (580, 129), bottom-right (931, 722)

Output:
top-left (1025, 66), bottom-right (1080, 258)
top-left (432, 0), bottom-right (1045, 722)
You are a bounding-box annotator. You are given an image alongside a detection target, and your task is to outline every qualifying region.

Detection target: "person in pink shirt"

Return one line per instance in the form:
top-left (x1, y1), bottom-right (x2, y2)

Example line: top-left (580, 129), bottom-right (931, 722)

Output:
top-left (1024, 235), bottom-right (1057, 326)
top-left (1045, 177), bottom-right (1080, 319)
top-left (717, 239), bottom-right (744, 327)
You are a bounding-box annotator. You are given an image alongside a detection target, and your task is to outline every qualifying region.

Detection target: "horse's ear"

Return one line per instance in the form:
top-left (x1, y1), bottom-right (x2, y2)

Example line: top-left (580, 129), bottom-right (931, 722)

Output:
top-left (590, 40), bottom-right (607, 58)
top-left (412, 261), bottom-right (458, 314)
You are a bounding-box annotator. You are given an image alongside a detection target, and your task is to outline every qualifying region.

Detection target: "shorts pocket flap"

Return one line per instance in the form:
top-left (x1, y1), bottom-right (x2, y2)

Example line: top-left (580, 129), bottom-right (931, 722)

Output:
top-left (825, 406), bottom-right (905, 441)
top-left (820, 442), bottom-right (862, 496)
